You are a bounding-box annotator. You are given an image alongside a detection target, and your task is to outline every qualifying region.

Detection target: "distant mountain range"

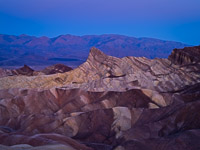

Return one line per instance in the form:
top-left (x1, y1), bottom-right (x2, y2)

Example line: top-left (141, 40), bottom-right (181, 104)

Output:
top-left (0, 34), bottom-right (189, 68)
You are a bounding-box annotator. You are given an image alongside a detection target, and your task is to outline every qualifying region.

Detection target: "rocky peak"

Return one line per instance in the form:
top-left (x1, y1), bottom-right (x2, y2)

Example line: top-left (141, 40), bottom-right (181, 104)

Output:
top-left (168, 46), bottom-right (200, 65)
top-left (11, 65), bottom-right (34, 76)
top-left (87, 47), bottom-right (108, 63)
top-left (83, 47), bottom-right (126, 78)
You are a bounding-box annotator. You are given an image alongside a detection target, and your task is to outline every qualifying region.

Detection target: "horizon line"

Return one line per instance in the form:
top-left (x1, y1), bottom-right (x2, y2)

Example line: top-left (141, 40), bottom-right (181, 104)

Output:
top-left (0, 33), bottom-right (193, 46)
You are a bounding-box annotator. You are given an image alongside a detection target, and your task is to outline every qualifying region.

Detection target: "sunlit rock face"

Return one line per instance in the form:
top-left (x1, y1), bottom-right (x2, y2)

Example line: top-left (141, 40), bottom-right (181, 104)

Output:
top-left (0, 46), bottom-right (200, 150)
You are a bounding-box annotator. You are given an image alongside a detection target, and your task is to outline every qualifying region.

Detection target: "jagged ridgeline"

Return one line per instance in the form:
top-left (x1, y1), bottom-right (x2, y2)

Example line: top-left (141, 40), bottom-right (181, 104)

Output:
top-left (0, 46), bottom-right (200, 150)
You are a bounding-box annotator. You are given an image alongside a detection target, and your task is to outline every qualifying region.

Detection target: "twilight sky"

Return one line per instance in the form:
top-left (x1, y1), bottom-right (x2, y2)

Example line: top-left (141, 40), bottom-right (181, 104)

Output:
top-left (0, 0), bottom-right (200, 45)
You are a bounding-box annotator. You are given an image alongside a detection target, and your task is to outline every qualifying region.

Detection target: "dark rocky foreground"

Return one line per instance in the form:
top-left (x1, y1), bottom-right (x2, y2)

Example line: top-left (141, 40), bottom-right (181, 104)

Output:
top-left (0, 46), bottom-right (200, 150)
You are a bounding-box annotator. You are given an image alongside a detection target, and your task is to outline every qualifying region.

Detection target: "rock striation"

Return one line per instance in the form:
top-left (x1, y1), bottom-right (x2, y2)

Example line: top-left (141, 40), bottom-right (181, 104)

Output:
top-left (168, 46), bottom-right (200, 65)
top-left (0, 46), bottom-right (200, 150)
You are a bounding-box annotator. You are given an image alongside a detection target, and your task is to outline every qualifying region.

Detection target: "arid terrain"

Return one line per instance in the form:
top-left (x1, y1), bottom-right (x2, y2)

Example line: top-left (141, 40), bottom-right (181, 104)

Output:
top-left (0, 46), bottom-right (200, 150)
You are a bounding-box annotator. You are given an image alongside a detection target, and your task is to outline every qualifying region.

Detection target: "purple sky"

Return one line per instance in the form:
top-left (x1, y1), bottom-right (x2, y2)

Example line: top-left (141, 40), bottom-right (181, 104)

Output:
top-left (0, 0), bottom-right (200, 45)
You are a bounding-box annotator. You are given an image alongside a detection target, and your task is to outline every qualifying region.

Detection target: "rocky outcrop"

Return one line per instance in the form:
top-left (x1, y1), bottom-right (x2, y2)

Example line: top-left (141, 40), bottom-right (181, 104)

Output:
top-left (0, 46), bottom-right (200, 149)
top-left (0, 65), bottom-right (36, 78)
top-left (0, 64), bottom-right (73, 78)
top-left (11, 65), bottom-right (35, 76)
top-left (41, 64), bottom-right (73, 75)
top-left (168, 46), bottom-right (200, 65)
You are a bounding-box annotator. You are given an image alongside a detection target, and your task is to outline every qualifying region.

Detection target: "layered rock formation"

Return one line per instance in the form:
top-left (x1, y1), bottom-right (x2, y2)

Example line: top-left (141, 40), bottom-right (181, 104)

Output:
top-left (0, 46), bottom-right (200, 150)
top-left (168, 46), bottom-right (200, 65)
top-left (0, 64), bottom-right (73, 78)
top-left (0, 65), bottom-right (35, 78)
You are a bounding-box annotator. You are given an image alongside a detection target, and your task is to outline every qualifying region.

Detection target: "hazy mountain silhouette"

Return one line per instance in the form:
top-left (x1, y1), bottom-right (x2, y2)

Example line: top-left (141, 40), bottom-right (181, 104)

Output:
top-left (0, 34), bottom-right (189, 68)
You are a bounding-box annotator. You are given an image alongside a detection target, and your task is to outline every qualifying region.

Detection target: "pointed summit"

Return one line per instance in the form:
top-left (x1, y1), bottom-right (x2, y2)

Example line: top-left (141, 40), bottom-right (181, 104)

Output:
top-left (11, 65), bottom-right (34, 76)
top-left (87, 47), bottom-right (108, 63)
top-left (89, 47), bottom-right (107, 57)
